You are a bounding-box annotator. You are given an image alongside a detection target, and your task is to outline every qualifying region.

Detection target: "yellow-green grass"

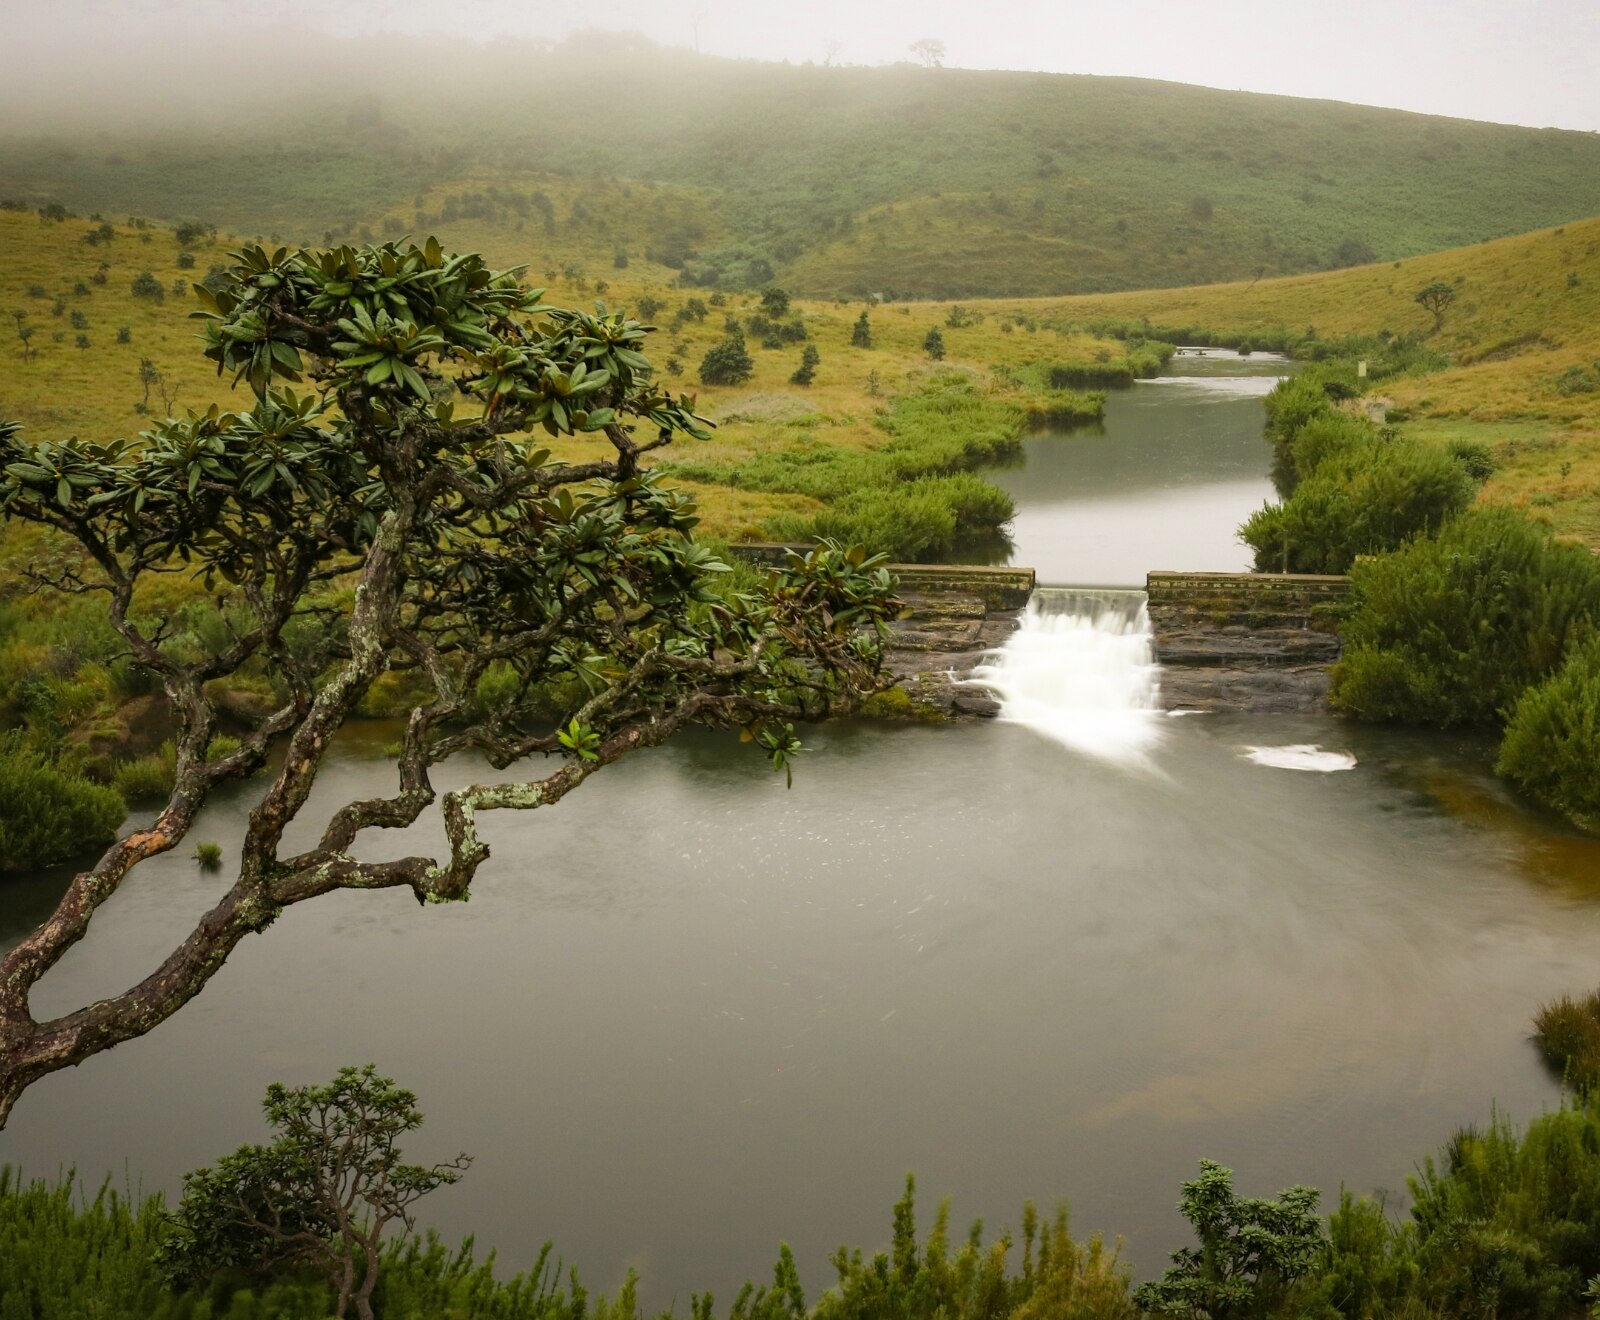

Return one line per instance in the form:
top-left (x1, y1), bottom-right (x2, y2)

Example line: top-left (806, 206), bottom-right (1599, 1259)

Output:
top-left (0, 209), bottom-right (1138, 543)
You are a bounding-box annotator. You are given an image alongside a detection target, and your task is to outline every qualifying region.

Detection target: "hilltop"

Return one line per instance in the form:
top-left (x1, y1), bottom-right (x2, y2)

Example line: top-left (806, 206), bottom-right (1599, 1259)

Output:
top-left (5, 33), bottom-right (1600, 299)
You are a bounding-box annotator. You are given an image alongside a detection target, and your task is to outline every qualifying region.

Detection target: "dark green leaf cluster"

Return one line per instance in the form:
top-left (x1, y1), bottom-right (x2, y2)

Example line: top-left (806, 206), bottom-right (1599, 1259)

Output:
top-left (1135, 1161), bottom-right (1323, 1319)
top-left (0, 733), bottom-right (124, 872)
top-left (157, 1065), bottom-right (468, 1314)
top-left (699, 329), bottom-right (754, 385)
top-left (1498, 634), bottom-right (1600, 829)
top-left (1239, 425), bottom-right (1475, 574)
top-left (789, 344), bottom-right (820, 387)
top-left (1332, 507), bottom-right (1600, 727)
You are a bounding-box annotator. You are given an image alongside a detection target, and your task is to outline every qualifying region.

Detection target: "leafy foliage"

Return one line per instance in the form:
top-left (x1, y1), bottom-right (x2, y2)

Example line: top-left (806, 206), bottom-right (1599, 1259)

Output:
top-left (157, 1066), bottom-right (469, 1319)
top-left (1498, 634), bottom-right (1600, 830)
top-left (699, 328), bottom-right (754, 385)
top-left (1239, 430), bottom-right (1475, 574)
top-left (0, 734), bottom-right (125, 872)
top-left (789, 343), bottom-right (820, 387)
top-left (1133, 1161), bottom-right (1323, 1319)
top-left (1332, 508), bottom-right (1600, 726)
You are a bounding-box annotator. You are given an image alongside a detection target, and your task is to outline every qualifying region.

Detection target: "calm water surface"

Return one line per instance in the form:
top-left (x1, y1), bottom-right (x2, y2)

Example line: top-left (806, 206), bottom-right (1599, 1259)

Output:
top-left (989, 348), bottom-right (1287, 584)
top-left (4, 352), bottom-right (1598, 1304)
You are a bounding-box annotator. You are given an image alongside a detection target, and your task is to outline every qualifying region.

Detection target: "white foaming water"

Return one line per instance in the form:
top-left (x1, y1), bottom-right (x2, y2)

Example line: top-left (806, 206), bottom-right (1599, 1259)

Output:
top-left (1242, 744), bottom-right (1357, 772)
top-left (970, 589), bottom-right (1163, 764)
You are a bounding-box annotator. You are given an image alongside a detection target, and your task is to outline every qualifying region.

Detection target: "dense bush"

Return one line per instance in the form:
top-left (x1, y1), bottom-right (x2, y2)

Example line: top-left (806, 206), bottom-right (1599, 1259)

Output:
top-left (0, 736), bottom-right (125, 872)
top-left (1239, 431), bottom-right (1475, 574)
top-left (699, 330), bottom-right (754, 386)
top-left (1498, 634), bottom-right (1600, 829)
top-left (792, 475), bottom-right (1014, 562)
top-left (1332, 508), bottom-right (1600, 726)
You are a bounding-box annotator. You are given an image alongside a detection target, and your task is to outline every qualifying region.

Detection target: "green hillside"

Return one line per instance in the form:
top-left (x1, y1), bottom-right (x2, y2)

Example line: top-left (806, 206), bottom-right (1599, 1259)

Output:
top-left (5, 33), bottom-right (1600, 299)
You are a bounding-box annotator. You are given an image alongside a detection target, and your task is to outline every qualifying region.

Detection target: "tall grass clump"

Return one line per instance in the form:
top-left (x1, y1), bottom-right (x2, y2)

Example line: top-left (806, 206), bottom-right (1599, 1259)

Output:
top-left (0, 1167), bottom-right (175, 1319)
top-left (1532, 990), bottom-right (1600, 1091)
top-left (811, 1176), bottom-right (1135, 1320)
top-left (1498, 635), bottom-right (1600, 830)
top-left (1332, 507), bottom-right (1600, 726)
top-left (0, 735), bottom-right (125, 871)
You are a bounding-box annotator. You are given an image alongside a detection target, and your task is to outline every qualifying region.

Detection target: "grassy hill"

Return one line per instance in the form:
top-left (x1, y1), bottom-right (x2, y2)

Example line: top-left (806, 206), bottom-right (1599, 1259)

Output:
top-left (5, 33), bottom-right (1600, 299)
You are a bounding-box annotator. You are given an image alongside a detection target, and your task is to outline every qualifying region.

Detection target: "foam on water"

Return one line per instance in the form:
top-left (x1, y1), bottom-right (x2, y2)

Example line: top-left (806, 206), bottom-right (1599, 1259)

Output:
top-left (1241, 744), bottom-right (1357, 772)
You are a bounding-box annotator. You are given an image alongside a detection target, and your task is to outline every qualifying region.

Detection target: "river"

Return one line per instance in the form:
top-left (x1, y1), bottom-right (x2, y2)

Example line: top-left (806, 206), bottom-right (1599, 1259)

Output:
top-left (4, 350), bottom-right (1599, 1304)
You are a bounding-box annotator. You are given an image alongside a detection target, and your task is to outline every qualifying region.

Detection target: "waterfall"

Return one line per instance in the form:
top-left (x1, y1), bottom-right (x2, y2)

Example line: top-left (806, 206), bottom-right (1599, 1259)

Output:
top-left (969, 589), bottom-right (1163, 764)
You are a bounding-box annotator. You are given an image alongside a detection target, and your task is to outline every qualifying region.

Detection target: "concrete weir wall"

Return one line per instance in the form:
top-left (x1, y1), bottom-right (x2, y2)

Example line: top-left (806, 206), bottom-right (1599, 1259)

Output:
top-left (730, 545), bottom-right (1349, 717)
top-left (1146, 571), bottom-right (1350, 713)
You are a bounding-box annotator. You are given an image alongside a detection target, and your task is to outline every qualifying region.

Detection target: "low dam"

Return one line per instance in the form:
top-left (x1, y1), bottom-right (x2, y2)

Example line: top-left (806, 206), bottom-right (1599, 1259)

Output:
top-left (732, 546), bottom-right (1349, 719)
top-left (890, 566), bottom-right (1349, 720)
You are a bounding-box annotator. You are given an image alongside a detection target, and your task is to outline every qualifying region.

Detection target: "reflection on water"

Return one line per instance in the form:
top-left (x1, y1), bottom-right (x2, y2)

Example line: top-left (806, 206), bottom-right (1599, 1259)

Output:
top-left (975, 356), bottom-right (1288, 586)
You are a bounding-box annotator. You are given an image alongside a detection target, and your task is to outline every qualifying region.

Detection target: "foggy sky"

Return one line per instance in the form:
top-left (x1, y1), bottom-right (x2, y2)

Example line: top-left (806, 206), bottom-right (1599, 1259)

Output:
top-left (7, 0), bottom-right (1599, 132)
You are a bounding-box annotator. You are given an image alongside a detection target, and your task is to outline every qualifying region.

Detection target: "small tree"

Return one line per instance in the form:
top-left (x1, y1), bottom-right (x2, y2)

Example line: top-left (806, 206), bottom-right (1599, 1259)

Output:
top-left (699, 327), bottom-right (755, 385)
top-left (137, 355), bottom-right (163, 409)
top-left (851, 310), bottom-right (872, 348)
top-left (157, 1065), bottom-right (470, 1320)
top-left (1133, 1161), bottom-right (1324, 1319)
top-left (760, 286), bottom-right (791, 318)
top-left (10, 311), bottom-right (36, 365)
top-left (923, 326), bottom-right (945, 360)
top-left (74, 333), bottom-right (91, 352)
top-left (130, 270), bottom-right (165, 302)
top-left (909, 37), bottom-right (946, 67)
top-left (1414, 280), bottom-right (1457, 333)
top-left (790, 343), bottom-right (820, 386)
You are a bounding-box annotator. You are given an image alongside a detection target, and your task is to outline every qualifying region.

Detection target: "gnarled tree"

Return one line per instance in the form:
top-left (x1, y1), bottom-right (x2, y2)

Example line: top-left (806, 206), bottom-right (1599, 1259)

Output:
top-left (0, 239), bottom-right (899, 1126)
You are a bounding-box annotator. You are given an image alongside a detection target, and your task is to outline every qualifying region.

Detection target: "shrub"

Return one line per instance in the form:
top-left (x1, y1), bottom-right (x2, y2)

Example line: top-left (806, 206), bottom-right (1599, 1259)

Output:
top-left (1498, 634), bottom-right (1600, 829)
top-left (1133, 1160), bottom-right (1324, 1319)
top-left (129, 271), bottom-right (164, 301)
top-left (1332, 508), bottom-right (1600, 726)
top-left (1532, 988), bottom-right (1600, 1090)
top-left (851, 310), bottom-right (872, 348)
top-left (1447, 437), bottom-right (1497, 480)
top-left (923, 327), bottom-right (945, 360)
top-left (790, 343), bottom-right (820, 386)
top-left (193, 841), bottom-right (223, 869)
top-left (698, 329), bottom-right (754, 385)
top-left (1239, 433), bottom-right (1475, 574)
top-left (0, 737), bottom-right (125, 871)
top-left (112, 743), bottom-right (177, 800)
